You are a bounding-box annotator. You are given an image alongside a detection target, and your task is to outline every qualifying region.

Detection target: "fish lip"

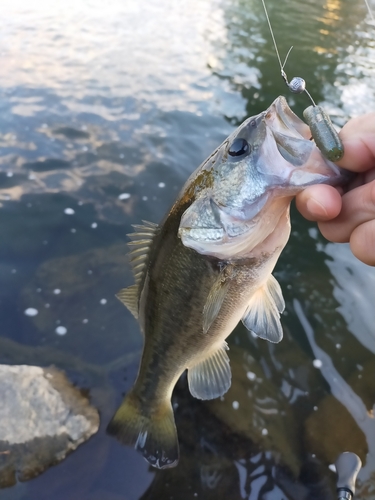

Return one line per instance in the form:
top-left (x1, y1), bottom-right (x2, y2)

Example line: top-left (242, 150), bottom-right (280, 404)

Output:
top-left (265, 96), bottom-right (312, 165)
top-left (270, 96), bottom-right (310, 138)
top-left (178, 225), bottom-right (224, 243)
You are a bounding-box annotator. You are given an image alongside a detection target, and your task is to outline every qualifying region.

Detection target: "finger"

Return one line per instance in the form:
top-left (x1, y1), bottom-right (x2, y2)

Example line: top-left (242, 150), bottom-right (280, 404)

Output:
top-left (318, 180), bottom-right (375, 243)
top-left (295, 185), bottom-right (342, 221)
top-left (336, 113), bottom-right (375, 172)
top-left (350, 219), bottom-right (375, 266)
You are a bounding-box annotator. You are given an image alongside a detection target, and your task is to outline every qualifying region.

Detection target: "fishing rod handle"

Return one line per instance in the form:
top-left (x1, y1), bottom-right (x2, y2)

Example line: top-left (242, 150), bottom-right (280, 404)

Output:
top-left (337, 490), bottom-right (352, 500)
top-left (335, 452), bottom-right (362, 499)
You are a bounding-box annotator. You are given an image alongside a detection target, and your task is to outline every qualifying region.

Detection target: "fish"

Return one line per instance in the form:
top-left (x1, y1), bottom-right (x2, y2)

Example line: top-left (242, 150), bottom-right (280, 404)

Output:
top-left (107, 96), bottom-right (346, 469)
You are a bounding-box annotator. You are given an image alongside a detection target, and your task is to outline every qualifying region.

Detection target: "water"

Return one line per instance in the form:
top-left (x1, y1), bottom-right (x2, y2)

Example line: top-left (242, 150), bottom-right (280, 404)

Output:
top-left (0, 0), bottom-right (375, 498)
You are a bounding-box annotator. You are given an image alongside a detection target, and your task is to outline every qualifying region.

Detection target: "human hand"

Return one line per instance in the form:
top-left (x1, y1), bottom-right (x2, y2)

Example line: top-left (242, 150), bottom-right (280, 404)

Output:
top-left (295, 113), bottom-right (375, 266)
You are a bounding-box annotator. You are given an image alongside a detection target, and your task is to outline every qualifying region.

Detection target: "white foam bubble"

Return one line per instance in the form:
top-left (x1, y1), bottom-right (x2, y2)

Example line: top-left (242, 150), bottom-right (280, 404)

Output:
top-left (232, 401), bottom-right (239, 410)
top-left (118, 193), bottom-right (131, 200)
top-left (53, 289), bottom-right (61, 295)
top-left (24, 308), bottom-right (38, 317)
top-left (55, 326), bottom-right (67, 335)
top-left (313, 359), bottom-right (323, 369)
top-left (64, 208), bottom-right (75, 215)
top-left (100, 298), bottom-right (107, 305)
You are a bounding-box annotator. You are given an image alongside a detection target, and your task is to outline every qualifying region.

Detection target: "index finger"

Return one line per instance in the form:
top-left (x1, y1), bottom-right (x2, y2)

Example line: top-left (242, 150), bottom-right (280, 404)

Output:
top-left (336, 113), bottom-right (375, 172)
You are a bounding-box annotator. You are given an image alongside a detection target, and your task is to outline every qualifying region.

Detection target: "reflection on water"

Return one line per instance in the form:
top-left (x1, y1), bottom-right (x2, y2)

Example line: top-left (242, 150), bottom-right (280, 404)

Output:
top-left (295, 300), bottom-right (375, 482)
top-left (325, 243), bottom-right (375, 355)
top-left (0, 0), bottom-right (374, 498)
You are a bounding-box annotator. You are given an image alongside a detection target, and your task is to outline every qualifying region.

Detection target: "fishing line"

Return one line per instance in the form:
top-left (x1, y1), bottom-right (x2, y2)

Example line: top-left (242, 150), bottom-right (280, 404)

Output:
top-left (260, 0), bottom-right (344, 161)
top-left (260, 0), bottom-right (283, 71)
top-left (260, 0), bottom-right (316, 105)
top-left (363, 0), bottom-right (375, 24)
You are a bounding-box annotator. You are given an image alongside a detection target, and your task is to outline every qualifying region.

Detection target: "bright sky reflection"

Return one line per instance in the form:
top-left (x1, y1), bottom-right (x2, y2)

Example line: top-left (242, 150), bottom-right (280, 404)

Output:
top-left (0, 0), bottom-right (230, 114)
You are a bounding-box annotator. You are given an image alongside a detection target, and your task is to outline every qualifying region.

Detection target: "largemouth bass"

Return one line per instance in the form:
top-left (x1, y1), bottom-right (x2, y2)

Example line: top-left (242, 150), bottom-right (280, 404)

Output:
top-left (107, 96), bottom-right (345, 469)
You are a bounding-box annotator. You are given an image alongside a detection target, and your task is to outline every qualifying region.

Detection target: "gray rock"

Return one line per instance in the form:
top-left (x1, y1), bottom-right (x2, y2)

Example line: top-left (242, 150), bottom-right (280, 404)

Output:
top-left (0, 365), bottom-right (99, 487)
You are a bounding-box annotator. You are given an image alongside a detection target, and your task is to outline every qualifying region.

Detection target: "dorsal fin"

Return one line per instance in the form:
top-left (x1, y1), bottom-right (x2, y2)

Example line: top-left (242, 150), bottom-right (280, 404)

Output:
top-left (127, 220), bottom-right (159, 286)
top-left (116, 221), bottom-right (158, 319)
top-left (116, 285), bottom-right (139, 319)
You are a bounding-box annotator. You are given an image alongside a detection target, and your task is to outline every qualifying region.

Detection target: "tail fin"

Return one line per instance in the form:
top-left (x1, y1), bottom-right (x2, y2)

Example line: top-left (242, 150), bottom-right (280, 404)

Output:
top-left (107, 391), bottom-right (179, 469)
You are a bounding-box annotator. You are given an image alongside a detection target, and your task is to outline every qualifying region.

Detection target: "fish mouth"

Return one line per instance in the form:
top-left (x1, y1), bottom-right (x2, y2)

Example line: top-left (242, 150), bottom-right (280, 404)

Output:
top-left (264, 96), bottom-right (344, 185)
top-left (269, 96), bottom-right (311, 139)
top-left (266, 96), bottom-right (312, 166)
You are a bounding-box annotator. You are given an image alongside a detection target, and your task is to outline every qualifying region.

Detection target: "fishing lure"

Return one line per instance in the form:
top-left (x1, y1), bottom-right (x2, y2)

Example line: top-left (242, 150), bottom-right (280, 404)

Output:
top-left (261, 0), bottom-right (344, 162)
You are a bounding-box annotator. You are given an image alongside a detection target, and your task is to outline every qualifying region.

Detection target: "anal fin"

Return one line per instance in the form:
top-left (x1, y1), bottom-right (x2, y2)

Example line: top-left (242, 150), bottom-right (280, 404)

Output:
top-left (187, 342), bottom-right (231, 400)
top-left (241, 274), bottom-right (284, 343)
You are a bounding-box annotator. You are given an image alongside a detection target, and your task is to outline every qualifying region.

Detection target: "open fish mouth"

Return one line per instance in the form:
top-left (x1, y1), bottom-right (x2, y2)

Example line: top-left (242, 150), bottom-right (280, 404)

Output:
top-left (274, 133), bottom-right (308, 165)
top-left (264, 96), bottom-right (344, 185)
top-left (267, 96), bottom-right (311, 140)
top-left (265, 96), bottom-right (313, 167)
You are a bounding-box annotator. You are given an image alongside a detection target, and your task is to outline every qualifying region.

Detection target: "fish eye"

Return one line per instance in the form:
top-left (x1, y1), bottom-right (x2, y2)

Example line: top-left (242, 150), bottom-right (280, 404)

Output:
top-left (228, 138), bottom-right (250, 157)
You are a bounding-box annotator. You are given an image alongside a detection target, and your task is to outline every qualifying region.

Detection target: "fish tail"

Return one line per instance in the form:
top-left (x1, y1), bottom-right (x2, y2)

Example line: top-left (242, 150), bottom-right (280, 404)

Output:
top-left (107, 391), bottom-right (179, 469)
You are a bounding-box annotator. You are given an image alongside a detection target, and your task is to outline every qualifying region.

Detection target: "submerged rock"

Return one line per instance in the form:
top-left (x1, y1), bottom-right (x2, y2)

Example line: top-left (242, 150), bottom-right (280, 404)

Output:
top-left (19, 243), bottom-right (141, 365)
top-left (304, 358), bottom-right (375, 466)
top-left (0, 365), bottom-right (99, 488)
top-left (204, 346), bottom-right (302, 476)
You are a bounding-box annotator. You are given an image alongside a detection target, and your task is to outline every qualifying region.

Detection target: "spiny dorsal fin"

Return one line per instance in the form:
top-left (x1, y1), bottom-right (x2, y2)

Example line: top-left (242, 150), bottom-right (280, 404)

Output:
top-left (187, 342), bottom-right (231, 400)
top-left (127, 220), bottom-right (159, 286)
top-left (202, 265), bottom-right (233, 334)
top-left (241, 274), bottom-right (284, 343)
top-left (116, 285), bottom-right (139, 319)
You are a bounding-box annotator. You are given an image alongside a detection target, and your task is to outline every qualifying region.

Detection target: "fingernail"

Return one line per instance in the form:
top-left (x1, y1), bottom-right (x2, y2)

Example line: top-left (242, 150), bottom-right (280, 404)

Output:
top-left (306, 198), bottom-right (328, 218)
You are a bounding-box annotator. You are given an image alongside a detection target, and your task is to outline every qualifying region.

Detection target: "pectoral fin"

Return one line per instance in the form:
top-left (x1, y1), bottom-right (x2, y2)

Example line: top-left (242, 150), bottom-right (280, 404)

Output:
top-left (241, 275), bottom-right (284, 343)
top-left (187, 342), bottom-right (231, 400)
top-left (202, 265), bottom-right (234, 334)
top-left (267, 274), bottom-right (285, 313)
top-left (203, 276), bottom-right (230, 334)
